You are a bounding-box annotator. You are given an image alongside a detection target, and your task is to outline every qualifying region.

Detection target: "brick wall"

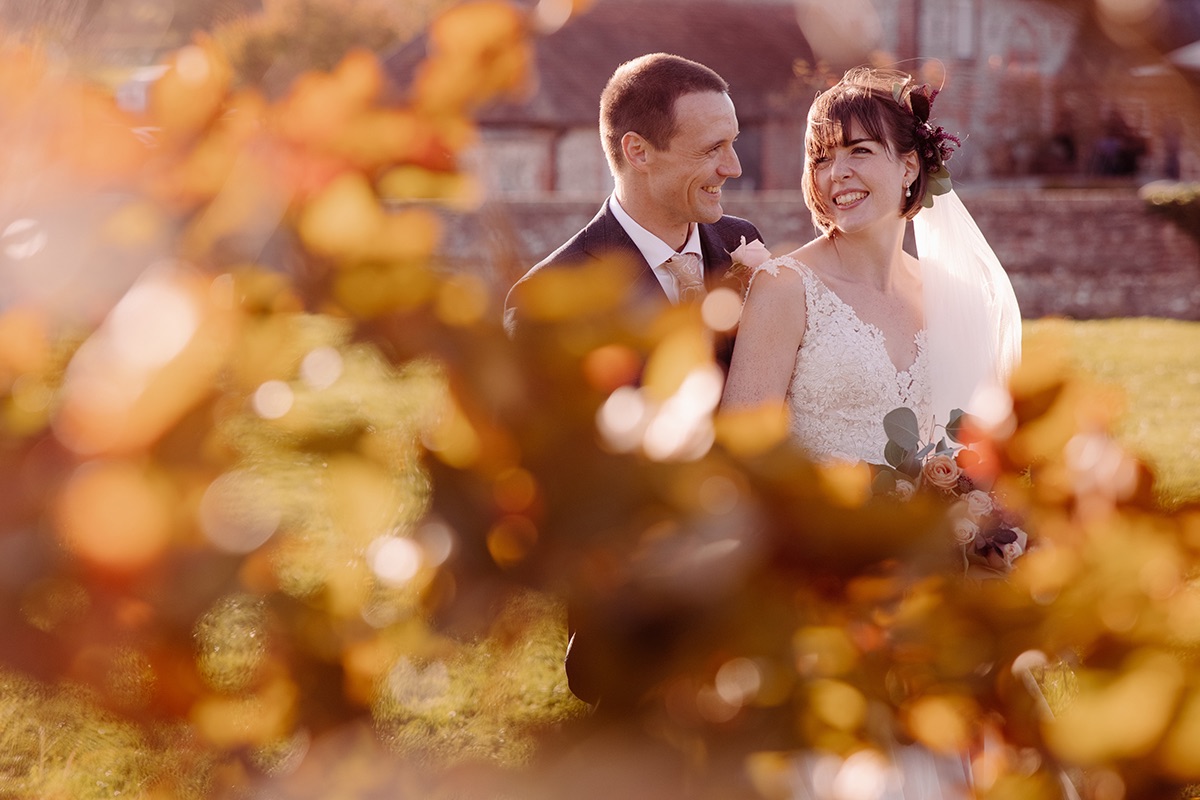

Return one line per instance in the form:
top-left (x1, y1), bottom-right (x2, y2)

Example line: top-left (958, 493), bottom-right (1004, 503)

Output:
top-left (439, 187), bottom-right (1200, 320)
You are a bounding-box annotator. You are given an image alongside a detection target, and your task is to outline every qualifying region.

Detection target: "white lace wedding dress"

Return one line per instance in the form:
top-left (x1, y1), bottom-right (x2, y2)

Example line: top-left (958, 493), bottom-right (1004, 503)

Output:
top-left (757, 256), bottom-right (934, 465)
top-left (751, 256), bottom-right (972, 800)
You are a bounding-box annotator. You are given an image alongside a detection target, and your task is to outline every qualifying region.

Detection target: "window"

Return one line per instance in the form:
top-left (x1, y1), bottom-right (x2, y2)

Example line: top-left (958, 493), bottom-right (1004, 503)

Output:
top-left (954, 0), bottom-right (976, 61)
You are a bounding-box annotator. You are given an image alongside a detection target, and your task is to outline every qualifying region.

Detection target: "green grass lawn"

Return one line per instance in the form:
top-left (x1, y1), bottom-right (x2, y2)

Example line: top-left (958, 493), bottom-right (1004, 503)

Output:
top-left (1024, 317), bottom-right (1200, 508)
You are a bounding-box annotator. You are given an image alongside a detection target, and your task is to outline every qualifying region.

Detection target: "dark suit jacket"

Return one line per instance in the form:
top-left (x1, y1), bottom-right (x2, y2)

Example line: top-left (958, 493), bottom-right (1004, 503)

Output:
top-left (504, 199), bottom-right (763, 349)
top-left (504, 200), bottom-right (763, 710)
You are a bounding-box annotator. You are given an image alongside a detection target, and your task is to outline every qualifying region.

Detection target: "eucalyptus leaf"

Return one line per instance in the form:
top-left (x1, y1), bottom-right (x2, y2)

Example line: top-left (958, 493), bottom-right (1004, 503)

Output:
top-left (872, 469), bottom-right (898, 496)
top-left (945, 409), bottom-right (965, 442)
top-left (917, 441), bottom-right (935, 459)
top-left (884, 439), bottom-right (907, 468)
top-left (923, 165), bottom-right (954, 208)
top-left (883, 406), bottom-right (921, 450)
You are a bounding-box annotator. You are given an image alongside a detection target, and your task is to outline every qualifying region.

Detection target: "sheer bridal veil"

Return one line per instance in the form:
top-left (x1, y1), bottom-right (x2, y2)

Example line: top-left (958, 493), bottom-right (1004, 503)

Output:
top-left (914, 188), bottom-right (1022, 421)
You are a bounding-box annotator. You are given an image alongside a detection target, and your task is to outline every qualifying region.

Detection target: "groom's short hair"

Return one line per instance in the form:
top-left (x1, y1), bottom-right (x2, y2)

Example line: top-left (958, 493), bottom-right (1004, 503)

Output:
top-left (599, 53), bottom-right (729, 173)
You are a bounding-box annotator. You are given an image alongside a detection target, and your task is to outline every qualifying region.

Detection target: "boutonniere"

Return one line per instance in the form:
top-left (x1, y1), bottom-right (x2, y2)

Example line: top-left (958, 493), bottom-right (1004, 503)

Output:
top-left (726, 236), bottom-right (773, 294)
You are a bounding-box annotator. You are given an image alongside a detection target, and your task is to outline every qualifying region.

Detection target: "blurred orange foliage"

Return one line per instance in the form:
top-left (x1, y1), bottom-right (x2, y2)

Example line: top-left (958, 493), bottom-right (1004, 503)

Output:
top-left (1, 2), bottom-right (1200, 799)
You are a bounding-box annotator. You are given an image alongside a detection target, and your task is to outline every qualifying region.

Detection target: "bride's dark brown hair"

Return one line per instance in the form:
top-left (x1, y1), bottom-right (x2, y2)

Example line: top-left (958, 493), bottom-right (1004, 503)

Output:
top-left (802, 67), bottom-right (949, 236)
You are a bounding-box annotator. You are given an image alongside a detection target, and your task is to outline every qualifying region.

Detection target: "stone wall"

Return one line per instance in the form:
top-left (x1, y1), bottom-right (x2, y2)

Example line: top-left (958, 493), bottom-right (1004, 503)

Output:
top-left (440, 187), bottom-right (1200, 320)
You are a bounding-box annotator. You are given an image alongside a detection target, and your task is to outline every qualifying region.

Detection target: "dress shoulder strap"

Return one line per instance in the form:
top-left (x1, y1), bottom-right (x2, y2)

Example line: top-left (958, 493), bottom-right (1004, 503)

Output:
top-left (747, 254), bottom-right (818, 291)
top-left (757, 254), bottom-right (813, 276)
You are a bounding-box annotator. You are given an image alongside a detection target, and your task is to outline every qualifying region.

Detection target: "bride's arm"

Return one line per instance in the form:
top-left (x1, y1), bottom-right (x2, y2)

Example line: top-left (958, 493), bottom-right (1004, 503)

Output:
top-left (720, 268), bottom-right (807, 410)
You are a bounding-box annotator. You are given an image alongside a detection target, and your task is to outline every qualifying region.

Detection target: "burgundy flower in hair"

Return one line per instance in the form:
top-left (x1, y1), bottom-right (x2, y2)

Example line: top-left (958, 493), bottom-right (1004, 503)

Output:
top-left (893, 80), bottom-right (960, 208)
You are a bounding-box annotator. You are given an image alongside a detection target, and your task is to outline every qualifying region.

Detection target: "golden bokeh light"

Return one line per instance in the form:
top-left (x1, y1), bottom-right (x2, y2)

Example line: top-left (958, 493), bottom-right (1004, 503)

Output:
top-left (0, 306), bottom-right (50, 382)
top-left (55, 460), bottom-right (175, 572)
top-left (53, 266), bottom-right (237, 456)
top-left (149, 36), bottom-right (234, 142)
top-left (198, 468), bottom-right (282, 554)
top-left (905, 695), bottom-right (975, 754)
top-left (1159, 687), bottom-right (1200, 779)
top-left (195, 594), bottom-right (269, 694)
top-left (713, 404), bottom-right (791, 457)
top-left (299, 346), bottom-right (344, 390)
top-left (793, 627), bottom-right (859, 679)
top-left (596, 385), bottom-right (650, 453)
top-left (424, 398), bottom-right (483, 468)
top-left (415, 0), bottom-right (532, 114)
top-left (367, 535), bottom-right (423, 587)
top-left (435, 273), bottom-right (489, 328)
top-left (809, 679), bottom-right (867, 732)
top-left (815, 460), bottom-right (874, 509)
top-left (190, 674), bottom-right (297, 749)
top-left (1044, 649), bottom-right (1184, 764)
top-left (512, 257), bottom-right (632, 324)
top-left (700, 286), bottom-right (743, 333)
top-left (487, 515), bottom-right (538, 568)
top-left (581, 343), bottom-right (642, 393)
top-left (492, 467), bottom-right (537, 514)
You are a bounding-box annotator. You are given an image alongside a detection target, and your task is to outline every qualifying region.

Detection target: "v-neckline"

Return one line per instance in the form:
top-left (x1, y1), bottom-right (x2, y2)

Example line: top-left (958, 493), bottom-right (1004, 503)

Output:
top-left (785, 255), bottom-right (927, 377)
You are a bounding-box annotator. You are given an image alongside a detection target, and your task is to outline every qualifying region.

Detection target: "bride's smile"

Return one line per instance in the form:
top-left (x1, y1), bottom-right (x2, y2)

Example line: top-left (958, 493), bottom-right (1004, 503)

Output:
top-left (834, 190), bottom-right (868, 207)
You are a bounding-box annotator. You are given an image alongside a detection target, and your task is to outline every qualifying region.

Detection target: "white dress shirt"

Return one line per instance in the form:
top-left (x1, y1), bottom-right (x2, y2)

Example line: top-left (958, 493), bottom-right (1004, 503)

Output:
top-left (608, 194), bottom-right (704, 304)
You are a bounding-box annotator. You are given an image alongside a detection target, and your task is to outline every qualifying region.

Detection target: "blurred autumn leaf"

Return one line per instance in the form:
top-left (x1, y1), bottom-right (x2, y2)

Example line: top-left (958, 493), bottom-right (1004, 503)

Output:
top-left (214, 0), bottom-right (458, 96)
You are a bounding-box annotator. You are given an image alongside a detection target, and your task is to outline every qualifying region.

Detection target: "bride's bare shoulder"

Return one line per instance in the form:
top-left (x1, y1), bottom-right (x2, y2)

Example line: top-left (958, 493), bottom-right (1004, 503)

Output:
top-left (792, 237), bottom-right (835, 269)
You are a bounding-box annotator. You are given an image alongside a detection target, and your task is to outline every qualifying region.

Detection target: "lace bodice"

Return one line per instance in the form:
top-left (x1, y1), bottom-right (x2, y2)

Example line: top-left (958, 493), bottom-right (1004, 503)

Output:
top-left (753, 255), bottom-right (932, 464)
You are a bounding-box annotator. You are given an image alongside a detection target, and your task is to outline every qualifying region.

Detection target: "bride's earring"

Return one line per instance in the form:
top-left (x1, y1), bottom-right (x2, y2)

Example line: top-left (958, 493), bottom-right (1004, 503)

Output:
top-left (904, 182), bottom-right (911, 198)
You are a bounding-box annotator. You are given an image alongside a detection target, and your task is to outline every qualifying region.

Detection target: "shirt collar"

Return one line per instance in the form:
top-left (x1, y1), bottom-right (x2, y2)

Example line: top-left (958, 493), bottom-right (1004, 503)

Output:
top-left (609, 194), bottom-right (703, 268)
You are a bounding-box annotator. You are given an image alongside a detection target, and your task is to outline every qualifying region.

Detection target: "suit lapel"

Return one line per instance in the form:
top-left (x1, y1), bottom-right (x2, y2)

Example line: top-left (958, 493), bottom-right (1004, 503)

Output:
top-left (699, 222), bottom-right (736, 289)
top-left (584, 201), bottom-right (666, 300)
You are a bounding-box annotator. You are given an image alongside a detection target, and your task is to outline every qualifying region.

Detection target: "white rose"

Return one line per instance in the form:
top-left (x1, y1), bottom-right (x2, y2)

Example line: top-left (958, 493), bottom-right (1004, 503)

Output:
top-left (729, 237), bottom-right (773, 269)
top-left (1002, 527), bottom-right (1029, 567)
top-left (965, 490), bottom-right (993, 520)
top-left (893, 479), bottom-right (916, 501)
top-left (953, 517), bottom-right (979, 546)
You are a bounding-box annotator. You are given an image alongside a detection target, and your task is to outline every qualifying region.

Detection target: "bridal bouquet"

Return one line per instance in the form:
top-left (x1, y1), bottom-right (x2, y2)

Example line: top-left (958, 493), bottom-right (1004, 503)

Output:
top-left (870, 406), bottom-right (1029, 577)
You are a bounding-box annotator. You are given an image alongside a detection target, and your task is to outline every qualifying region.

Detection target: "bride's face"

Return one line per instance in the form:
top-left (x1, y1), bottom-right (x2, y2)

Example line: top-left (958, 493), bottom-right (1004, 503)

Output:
top-left (808, 119), bottom-right (917, 235)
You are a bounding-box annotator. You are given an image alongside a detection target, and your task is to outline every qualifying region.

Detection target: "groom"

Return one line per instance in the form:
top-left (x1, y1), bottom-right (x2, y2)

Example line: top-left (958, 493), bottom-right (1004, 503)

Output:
top-left (504, 53), bottom-right (763, 711)
top-left (503, 52), bottom-right (762, 361)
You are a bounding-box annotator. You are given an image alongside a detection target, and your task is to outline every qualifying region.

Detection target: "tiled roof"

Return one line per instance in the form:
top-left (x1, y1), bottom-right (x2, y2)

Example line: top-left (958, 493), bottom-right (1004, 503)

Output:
top-left (384, 0), bottom-right (813, 126)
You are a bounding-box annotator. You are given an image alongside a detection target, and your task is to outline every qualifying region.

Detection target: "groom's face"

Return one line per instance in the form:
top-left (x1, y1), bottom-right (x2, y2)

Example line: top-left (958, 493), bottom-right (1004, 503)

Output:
top-left (641, 91), bottom-right (742, 235)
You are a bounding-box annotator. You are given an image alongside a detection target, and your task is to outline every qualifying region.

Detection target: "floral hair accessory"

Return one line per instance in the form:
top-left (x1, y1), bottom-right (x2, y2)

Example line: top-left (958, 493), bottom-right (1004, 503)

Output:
top-left (892, 80), bottom-right (961, 208)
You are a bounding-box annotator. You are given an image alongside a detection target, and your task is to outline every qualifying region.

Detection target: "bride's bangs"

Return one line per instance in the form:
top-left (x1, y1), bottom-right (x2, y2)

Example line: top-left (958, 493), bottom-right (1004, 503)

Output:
top-left (826, 91), bottom-right (894, 151)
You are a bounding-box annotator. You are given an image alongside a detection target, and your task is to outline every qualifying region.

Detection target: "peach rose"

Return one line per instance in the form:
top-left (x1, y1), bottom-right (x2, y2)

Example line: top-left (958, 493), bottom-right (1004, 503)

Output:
top-left (922, 453), bottom-right (961, 491)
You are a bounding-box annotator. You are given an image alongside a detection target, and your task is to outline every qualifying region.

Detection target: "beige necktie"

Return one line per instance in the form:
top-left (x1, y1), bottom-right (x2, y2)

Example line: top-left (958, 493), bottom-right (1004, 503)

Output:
top-left (661, 252), bottom-right (706, 304)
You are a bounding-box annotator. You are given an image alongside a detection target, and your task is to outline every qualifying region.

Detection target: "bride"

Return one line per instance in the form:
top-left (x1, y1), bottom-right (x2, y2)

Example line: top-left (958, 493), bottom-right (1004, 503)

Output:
top-left (721, 67), bottom-right (1023, 798)
top-left (722, 66), bottom-right (1020, 462)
